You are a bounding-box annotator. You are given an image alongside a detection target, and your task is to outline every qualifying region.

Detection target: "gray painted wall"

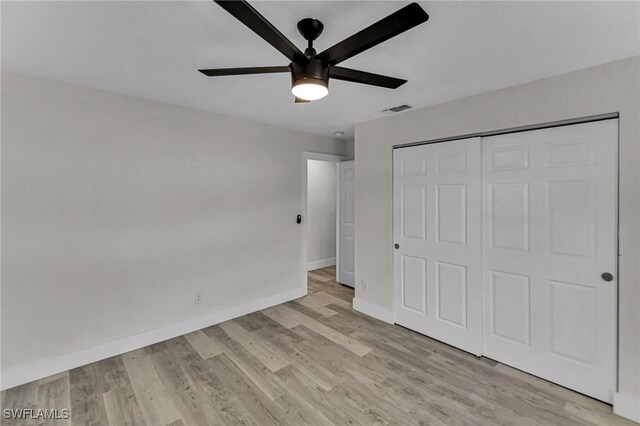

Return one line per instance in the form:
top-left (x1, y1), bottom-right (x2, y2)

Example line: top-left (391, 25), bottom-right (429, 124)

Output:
top-left (1, 72), bottom-right (345, 372)
top-left (344, 138), bottom-right (355, 160)
top-left (354, 56), bottom-right (640, 396)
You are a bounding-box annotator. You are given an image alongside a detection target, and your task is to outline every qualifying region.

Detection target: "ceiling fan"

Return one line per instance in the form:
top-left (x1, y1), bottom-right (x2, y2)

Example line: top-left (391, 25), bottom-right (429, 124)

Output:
top-left (199, 1), bottom-right (429, 103)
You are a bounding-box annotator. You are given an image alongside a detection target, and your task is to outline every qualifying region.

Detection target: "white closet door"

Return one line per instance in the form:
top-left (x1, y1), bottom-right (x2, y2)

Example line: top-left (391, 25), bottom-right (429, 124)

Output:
top-left (338, 161), bottom-right (355, 287)
top-left (482, 120), bottom-right (617, 403)
top-left (394, 138), bottom-right (482, 355)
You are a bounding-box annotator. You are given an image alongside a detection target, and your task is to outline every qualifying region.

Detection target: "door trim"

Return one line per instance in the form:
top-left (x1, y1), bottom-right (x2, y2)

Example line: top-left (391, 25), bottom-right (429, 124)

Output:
top-left (301, 152), bottom-right (346, 295)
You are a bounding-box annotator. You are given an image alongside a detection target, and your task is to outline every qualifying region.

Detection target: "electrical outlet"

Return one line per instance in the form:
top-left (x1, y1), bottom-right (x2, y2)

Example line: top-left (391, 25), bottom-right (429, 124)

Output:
top-left (361, 280), bottom-right (368, 292)
top-left (194, 291), bottom-right (203, 305)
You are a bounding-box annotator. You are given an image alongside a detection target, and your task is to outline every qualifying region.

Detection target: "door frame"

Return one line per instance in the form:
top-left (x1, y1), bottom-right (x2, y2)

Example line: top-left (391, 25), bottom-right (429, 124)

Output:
top-left (301, 152), bottom-right (346, 294)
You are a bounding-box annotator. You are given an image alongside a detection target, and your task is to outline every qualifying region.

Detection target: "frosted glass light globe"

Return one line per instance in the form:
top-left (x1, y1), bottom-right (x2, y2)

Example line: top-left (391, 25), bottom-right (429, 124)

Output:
top-left (292, 82), bottom-right (328, 101)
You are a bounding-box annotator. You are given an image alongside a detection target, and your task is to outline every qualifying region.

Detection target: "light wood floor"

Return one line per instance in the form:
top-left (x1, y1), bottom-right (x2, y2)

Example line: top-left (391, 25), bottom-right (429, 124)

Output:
top-left (1, 266), bottom-right (633, 425)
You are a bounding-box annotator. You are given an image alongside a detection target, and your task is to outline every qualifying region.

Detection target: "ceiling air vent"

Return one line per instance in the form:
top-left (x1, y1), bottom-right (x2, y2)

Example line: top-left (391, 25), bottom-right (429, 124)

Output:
top-left (382, 104), bottom-right (412, 114)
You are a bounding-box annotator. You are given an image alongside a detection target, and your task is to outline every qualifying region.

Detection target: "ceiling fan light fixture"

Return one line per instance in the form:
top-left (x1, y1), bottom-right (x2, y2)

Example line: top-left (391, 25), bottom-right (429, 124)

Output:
top-left (291, 78), bottom-right (328, 101)
top-left (290, 60), bottom-right (329, 101)
top-left (203, 2), bottom-right (429, 103)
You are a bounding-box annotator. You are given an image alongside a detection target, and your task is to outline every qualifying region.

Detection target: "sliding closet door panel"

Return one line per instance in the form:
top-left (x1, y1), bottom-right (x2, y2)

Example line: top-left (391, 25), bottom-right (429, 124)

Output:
top-left (394, 138), bottom-right (482, 355)
top-left (482, 120), bottom-right (617, 403)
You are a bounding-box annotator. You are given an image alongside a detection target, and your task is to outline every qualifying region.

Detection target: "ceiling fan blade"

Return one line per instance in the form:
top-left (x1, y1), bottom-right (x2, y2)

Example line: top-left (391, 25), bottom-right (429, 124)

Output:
top-left (330, 67), bottom-right (406, 89)
top-left (199, 66), bottom-right (290, 77)
top-left (214, 0), bottom-right (308, 64)
top-left (316, 3), bottom-right (428, 66)
top-left (295, 97), bottom-right (311, 103)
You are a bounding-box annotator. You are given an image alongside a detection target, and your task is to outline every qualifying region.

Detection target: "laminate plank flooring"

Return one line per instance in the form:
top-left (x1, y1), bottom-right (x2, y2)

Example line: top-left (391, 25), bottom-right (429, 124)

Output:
top-left (1, 266), bottom-right (633, 425)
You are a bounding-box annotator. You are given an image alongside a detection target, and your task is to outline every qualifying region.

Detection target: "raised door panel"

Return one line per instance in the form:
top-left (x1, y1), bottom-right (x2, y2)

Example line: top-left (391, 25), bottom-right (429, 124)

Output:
top-left (490, 145), bottom-right (529, 171)
top-left (436, 261), bottom-right (467, 328)
top-left (437, 152), bottom-right (467, 174)
top-left (436, 185), bottom-right (466, 245)
top-left (344, 186), bottom-right (354, 225)
top-left (402, 185), bottom-right (426, 240)
top-left (548, 279), bottom-right (597, 365)
top-left (490, 183), bottom-right (530, 253)
top-left (546, 140), bottom-right (595, 168)
top-left (402, 255), bottom-right (427, 314)
top-left (490, 270), bottom-right (530, 347)
top-left (402, 156), bottom-right (426, 175)
top-left (547, 181), bottom-right (595, 259)
top-left (343, 236), bottom-right (354, 276)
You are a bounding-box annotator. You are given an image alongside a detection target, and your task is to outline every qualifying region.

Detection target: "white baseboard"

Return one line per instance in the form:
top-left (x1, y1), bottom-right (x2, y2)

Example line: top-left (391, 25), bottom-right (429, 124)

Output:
top-left (353, 298), bottom-right (394, 324)
top-left (1, 286), bottom-right (306, 391)
top-left (307, 257), bottom-right (336, 271)
top-left (614, 392), bottom-right (640, 423)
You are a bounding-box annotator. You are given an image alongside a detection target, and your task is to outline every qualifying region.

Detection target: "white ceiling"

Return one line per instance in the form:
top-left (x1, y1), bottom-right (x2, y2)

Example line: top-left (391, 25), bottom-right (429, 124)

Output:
top-left (2, 1), bottom-right (639, 139)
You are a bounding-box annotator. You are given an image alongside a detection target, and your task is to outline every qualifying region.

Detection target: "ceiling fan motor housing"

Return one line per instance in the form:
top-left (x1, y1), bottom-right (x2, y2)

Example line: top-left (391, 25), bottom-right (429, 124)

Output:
top-left (290, 59), bottom-right (329, 92)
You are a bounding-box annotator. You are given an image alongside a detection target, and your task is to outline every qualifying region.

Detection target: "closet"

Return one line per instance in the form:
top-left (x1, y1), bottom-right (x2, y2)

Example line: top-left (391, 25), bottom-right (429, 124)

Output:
top-left (393, 119), bottom-right (617, 403)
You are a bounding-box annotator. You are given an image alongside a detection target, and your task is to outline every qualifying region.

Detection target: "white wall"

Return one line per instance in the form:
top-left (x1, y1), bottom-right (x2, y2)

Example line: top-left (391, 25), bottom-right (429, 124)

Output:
top-left (307, 160), bottom-right (337, 269)
top-left (354, 57), bottom-right (640, 399)
top-left (1, 72), bottom-right (345, 378)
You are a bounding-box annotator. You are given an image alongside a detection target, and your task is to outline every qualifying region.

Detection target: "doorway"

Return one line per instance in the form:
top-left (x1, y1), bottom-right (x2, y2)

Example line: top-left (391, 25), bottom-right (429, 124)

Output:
top-left (307, 159), bottom-right (338, 271)
top-left (300, 152), bottom-right (345, 295)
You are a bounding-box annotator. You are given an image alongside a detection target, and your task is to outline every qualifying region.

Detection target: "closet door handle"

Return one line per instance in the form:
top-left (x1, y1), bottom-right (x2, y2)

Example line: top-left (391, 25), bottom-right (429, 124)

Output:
top-left (601, 272), bottom-right (614, 282)
top-left (394, 244), bottom-right (400, 249)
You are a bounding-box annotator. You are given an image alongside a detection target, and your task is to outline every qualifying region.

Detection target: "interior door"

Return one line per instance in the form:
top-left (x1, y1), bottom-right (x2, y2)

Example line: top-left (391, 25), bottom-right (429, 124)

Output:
top-left (481, 120), bottom-right (617, 403)
top-left (338, 161), bottom-right (355, 287)
top-left (393, 138), bottom-right (482, 355)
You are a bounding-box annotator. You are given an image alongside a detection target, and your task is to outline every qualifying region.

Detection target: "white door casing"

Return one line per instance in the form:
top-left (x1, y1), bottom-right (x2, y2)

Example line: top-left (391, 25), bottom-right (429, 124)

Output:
top-left (338, 161), bottom-right (355, 287)
top-left (393, 138), bottom-right (482, 355)
top-left (481, 120), bottom-right (617, 403)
